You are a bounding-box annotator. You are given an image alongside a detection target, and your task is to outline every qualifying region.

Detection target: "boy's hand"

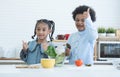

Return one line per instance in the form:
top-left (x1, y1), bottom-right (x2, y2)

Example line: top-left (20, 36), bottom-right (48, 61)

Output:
top-left (83, 8), bottom-right (90, 19)
top-left (22, 40), bottom-right (28, 51)
top-left (66, 43), bottom-right (71, 49)
top-left (65, 48), bottom-right (70, 56)
top-left (65, 43), bottom-right (71, 56)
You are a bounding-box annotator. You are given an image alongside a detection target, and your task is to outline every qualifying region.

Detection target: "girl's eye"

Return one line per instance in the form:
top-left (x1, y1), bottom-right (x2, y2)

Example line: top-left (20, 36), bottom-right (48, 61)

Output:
top-left (37, 29), bottom-right (40, 31)
top-left (43, 29), bottom-right (46, 31)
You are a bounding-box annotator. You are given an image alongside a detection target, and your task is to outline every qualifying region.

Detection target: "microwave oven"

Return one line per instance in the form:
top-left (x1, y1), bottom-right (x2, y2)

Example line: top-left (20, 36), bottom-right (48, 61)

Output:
top-left (97, 41), bottom-right (120, 61)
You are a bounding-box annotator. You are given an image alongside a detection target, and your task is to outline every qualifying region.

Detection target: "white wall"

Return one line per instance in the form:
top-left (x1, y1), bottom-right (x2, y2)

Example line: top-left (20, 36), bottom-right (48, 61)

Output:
top-left (0, 0), bottom-right (120, 57)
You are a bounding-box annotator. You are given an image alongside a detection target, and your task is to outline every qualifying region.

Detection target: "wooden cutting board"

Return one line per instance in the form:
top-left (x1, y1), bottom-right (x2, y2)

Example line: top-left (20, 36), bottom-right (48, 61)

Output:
top-left (16, 64), bottom-right (40, 69)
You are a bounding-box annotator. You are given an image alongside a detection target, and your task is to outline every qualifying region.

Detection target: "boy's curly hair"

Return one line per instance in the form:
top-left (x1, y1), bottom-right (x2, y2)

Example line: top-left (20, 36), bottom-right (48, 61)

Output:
top-left (72, 5), bottom-right (96, 22)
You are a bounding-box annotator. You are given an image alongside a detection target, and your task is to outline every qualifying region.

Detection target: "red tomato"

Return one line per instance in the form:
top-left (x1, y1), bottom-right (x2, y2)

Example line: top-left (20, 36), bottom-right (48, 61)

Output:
top-left (75, 59), bottom-right (83, 66)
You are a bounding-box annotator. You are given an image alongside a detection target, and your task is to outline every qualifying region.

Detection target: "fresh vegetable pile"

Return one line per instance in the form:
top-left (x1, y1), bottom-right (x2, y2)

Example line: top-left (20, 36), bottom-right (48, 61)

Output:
top-left (44, 45), bottom-right (65, 67)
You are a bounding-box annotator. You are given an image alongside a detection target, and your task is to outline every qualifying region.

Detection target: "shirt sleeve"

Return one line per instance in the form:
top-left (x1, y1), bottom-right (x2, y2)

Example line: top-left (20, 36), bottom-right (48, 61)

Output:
top-left (20, 49), bottom-right (29, 62)
top-left (85, 16), bottom-right (98, 42)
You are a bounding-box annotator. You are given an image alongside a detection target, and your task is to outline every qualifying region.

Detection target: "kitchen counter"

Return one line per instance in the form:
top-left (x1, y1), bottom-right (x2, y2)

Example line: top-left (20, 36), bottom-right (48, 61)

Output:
top-left (0, 60), bottom-right (25, 65)
top-left (0, 59), bottom-right (113, 65)
top-left (0, 64), bottom-right (119, 77)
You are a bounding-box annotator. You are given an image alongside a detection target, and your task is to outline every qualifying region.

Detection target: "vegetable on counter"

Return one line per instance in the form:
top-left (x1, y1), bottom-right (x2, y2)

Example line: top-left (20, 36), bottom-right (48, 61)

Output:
top-left (44, 45), bottom-right (65, 67)
top-left (75, 59), bottom-right (83, 67)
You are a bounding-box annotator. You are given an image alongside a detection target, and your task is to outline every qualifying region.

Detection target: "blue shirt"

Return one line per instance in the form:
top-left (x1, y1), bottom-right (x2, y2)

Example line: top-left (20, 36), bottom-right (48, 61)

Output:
top-left (20, 40), bottom-right (53, 64)
top-left (67, 17), bottom-right (98, 65)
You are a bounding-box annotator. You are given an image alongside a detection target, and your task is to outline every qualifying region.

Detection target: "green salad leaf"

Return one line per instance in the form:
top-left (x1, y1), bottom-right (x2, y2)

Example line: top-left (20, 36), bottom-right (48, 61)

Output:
top-left (44, 46), bottom-right (57, 58)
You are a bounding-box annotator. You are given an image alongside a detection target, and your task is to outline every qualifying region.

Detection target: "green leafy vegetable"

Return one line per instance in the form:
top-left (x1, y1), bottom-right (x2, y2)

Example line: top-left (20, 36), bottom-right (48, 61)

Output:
top-left (44, 46), bottom-right (57, 58)
top-left (55, 53), bottom-right (65, 66)
top-left (44, 45), bottom-right (65, 67)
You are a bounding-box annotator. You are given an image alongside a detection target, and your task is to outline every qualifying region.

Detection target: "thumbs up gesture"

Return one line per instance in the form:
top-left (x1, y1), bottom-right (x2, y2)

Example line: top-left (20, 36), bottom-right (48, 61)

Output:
top-left (83, 8), bottom-right (90, 19)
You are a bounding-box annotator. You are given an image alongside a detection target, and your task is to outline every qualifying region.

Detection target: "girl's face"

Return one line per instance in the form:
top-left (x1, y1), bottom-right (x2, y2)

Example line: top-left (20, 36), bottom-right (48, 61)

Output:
top-left (75, 14), bottom-right (85, 31)
top-left (36, 22), bottom-right (51, 40)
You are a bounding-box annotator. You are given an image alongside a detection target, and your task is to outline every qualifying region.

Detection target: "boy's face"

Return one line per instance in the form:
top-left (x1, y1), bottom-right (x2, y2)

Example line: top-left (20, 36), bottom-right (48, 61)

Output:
top-left (36, 22), bottom-right (51, 40)
top-left (75, 14), bottom-right (85, 31)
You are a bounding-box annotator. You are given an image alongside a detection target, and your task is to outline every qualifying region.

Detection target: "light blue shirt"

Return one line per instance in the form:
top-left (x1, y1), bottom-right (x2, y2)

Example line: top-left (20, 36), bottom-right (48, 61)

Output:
top-left (67, 17), bottom-right (98, 65)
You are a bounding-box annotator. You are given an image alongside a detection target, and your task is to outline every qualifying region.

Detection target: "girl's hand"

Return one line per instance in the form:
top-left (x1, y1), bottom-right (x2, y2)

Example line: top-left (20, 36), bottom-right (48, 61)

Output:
top-left (22, 40), bottom-right (28, 51)
top-left (83, 8), bottom-right (90, 19)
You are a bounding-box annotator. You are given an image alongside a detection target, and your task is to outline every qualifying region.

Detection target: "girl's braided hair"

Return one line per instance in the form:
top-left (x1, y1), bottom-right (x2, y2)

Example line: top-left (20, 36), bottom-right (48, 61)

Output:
top-left (32, 19), bottom-right (55, 41)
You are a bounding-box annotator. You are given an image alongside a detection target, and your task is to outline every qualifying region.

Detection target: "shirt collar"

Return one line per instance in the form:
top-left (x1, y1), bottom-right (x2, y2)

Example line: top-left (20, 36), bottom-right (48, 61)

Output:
top-left (78, 29), bottom-right (86, 35)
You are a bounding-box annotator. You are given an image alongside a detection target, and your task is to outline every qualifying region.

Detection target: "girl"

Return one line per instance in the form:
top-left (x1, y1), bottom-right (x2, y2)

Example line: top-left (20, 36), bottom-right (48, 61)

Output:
top-left (20, 19), bottom-right (57, 64)
top-left (65, 5), bottom-right (98, 65)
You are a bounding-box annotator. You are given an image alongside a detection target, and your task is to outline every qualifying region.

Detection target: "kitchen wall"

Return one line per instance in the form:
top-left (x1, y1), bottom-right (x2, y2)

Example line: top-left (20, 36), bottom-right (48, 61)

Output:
top-left (0, 0), bottom-right (120, 58)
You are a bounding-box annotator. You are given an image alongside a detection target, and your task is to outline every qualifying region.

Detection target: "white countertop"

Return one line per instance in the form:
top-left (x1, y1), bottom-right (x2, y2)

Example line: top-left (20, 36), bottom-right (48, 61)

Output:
top-left (0, 60), bottom-right (113, 65)
top-left (0, 60), bottom-right (25, 65)
top-left (0, 64), bottom-right (119, 77)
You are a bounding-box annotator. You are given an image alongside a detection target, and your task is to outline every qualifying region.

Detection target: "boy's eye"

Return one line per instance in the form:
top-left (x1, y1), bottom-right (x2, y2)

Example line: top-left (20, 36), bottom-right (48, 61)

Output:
top-left (75, 19), bottom-right (84, 22)
top-left (81, 19), bottom-right (85, 22)
top-left (75, 19), bottom-right (79, 22)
